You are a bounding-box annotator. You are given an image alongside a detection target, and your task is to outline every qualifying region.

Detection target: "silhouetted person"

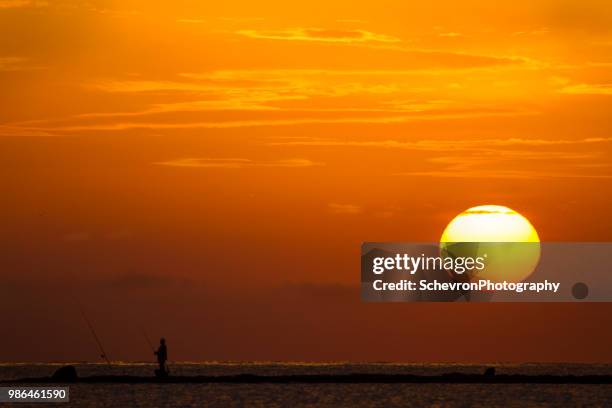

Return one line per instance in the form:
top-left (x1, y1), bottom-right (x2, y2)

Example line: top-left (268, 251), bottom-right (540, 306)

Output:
top-left (154, 338), bottom-right (168, 377)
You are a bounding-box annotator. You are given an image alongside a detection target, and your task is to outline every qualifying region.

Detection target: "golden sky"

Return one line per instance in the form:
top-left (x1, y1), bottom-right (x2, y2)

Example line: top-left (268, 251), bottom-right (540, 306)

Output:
top-left (1, 0), bottom-right (611, 362)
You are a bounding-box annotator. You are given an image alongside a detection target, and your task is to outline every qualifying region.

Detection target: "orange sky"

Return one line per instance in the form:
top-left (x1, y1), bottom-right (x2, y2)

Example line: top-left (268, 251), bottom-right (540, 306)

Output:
top-left (1, 0), bottom-right (611, 362)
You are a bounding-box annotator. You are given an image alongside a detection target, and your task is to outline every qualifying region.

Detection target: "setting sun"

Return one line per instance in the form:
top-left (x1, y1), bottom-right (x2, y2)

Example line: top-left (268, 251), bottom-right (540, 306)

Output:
top-left (440, 205), bottom-right (541, 282)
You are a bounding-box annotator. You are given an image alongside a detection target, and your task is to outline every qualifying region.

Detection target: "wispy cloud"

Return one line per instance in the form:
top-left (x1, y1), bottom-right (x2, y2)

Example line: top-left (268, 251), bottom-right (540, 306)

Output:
top-left (0, 0), bottom-right (46, 8)
top-left (176, 19), bottom-right (206, 24)
top-left (0, 56), bottom-right (23, 66)
top-left (559, 83), bottom-right (612, 95)
top-left (89, 79), bottom-right (223, 93)
top-left (0, 57), bottom-right (26, 70)
top-left (0, 56), bottom-right (45, 72)
top-left (511, 28), bottom-right (549, 37)
top-left (328, 203), bottom-right (363, 214)
top-left (270, 137), bottom-right (612, 151)
top-left (395, 153), bottom-right (612, 179)
top-left (398, 169), bottom-right (612, 179)
top-left (236, 28), bottom-right (400, 43)
top-left (85, 71), bottom-right (404, 113)
top-left (3, 59), bottom-right (568, 135)
top-left (217, 16), bottom-right (264, 22)
top-left (154, 158), bottom-right (323, 169)
top-left (0, 125), bottom-right (55, 137)
top-left (438, 32), bottom-right (462, 38)
top-left (274, 137), bottom-right (612, 179)
top-left (81, 68), bottom-right (517, 115)
top-left (233, 28), bottom-right (526, 69)
top-left (12, 109), bottom-right (532, 134)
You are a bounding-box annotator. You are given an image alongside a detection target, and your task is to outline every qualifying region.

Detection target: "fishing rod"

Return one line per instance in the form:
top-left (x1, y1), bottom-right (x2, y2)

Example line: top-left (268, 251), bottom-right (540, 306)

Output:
top-left (140, 326), bottom-right (155, 353)
top-left (74, 297), bottom-right (112, 366)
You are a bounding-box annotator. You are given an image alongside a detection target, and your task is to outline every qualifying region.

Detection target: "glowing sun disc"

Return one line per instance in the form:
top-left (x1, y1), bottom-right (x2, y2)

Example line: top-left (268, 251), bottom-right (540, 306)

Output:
top-left (440, 205), bottom-right (540, 283)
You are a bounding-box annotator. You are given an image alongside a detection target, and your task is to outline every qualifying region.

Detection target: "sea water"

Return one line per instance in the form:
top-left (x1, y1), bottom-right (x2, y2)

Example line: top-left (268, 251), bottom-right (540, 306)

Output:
top-left (0, 362), bottom-right (610, 407)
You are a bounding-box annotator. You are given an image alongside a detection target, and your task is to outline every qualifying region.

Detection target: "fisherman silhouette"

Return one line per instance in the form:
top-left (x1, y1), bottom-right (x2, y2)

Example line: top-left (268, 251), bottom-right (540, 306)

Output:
top-left (154, 338), bottom-right (169, 377)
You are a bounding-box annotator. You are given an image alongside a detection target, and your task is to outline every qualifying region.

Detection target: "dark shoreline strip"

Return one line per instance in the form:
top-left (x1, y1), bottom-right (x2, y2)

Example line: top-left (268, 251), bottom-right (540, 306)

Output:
top-left (3, 374), bottom-right (611, 384)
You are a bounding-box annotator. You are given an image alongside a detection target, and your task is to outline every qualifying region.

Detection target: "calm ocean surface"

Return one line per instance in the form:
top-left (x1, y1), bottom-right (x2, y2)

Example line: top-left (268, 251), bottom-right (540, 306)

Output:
top-left (1, 362), bottom-right (610, 407)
